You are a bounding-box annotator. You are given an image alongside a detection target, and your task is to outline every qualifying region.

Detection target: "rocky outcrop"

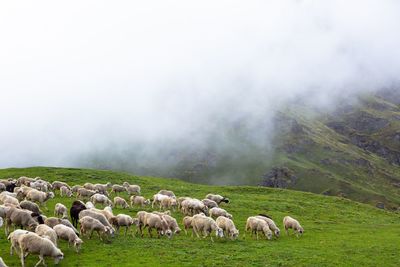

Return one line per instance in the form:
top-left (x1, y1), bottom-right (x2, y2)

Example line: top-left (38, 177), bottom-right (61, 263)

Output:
top-left (260, 167), bottom-right (297, 188)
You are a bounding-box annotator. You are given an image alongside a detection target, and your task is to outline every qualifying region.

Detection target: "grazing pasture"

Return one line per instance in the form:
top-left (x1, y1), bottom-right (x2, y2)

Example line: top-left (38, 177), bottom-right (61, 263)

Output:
top-left (0, 167), bottom-right (399, 267)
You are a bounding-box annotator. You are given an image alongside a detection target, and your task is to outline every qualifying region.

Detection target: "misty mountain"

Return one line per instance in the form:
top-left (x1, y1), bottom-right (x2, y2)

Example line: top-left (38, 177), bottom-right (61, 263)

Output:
top-left (84, 89), bottom-right (400, 209)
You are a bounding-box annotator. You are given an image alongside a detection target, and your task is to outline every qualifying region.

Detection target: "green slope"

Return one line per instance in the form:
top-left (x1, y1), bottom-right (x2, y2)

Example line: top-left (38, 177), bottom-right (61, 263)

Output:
top-left (1, 167), bottom-right (399, 267)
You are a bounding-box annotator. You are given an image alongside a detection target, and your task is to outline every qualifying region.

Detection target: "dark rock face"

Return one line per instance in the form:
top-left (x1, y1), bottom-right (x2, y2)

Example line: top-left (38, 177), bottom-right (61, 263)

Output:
top-left (260, 167), bottom-right (297, 188)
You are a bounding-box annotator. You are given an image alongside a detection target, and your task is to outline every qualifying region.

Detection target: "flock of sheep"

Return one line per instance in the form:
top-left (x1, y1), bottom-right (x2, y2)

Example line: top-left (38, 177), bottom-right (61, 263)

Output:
top-left (0, 176), bottom-right (304, 267)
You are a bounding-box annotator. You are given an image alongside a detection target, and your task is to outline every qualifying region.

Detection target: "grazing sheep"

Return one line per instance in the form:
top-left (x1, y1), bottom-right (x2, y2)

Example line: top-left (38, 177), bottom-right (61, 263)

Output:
top-left (113, 197), bottom-right (129, 209)
top-left (79, 216), bottom-right (112, 241)
top-left (130, 196), bottom-right (150, 207)
top-left (152, 193), bottom-right (170, 209)
top-left (35, 224), bottom-right (58, 246)
top-left (191, 214), bottom-right (223, 242)
top-left (83, 183), bottom-right (96, 191)
top-left (182, 216), bottom-right (194, 235)
top-left (60, 219), bottom-right (80, 236)
top-left (245, 217), bottom-right (272, 240)
top-left (79, 209), bottom-right (115, 235)
top-left (92, 206), bottom-right (115, 221)
top-left (123, 182), bottom-right (141, 195)
top-left (177, 197), bottom-right (191, 209)
top-left (111, 184), bottom-right (126, 194)
top-left (26, 189), bottom-right (54, 207)
top-left (17, 176), bottom-right (36, 186)
top-left (202, 199), bottom-right (218, 209)
top-left (60, 186), bottom-right (73, 198)
top-left (5, 208), bottom-right (38, 235)
top-left (109, 214), bottom-right (138, 236)
top-left (51, 181), bottom-right (70, 191)
top-left (54, 203), bottom-right (68, 219)
top-left (85, 201), bottom-right (95, 209)
top-left (0, 183), bottom-right (6, 192)
top-left (7, 229), bottom-right (30, 256)
top-left (30, 180), bottom-right (49, 192)
top-left (18, 232), bottom-right (64, 267)
top-left (256, 215), bottom-right (280, 237)
top-left (90, 193), bottom-right (113, 207)
top-left (71, 185), bottom-right (82, 194)
top-left (283, 216), bottom-right (304, 237)
top-left (70, 200), bottom-right (87, 227)
top-left (53, 224), bottom-right (83, 253)
top-left (20, 200), bottom-right (42, 214)
top-left (94, 183), bottom-right (111, 195)
top-left (160, 197), bottom-right (178, 211)
top-left (209, 207), bottom-right (233, 220)
top-left (216, 216), bottom-right (239, 240)
top-left (0, 195), bottom-right (19, 207)
top-left (77, 188), bottom-right (96, 200)
top-left (44, 217), bottom-right (62, 228)
top-left (181, 198), bottom-right (208, 216)
top-left (159, 214), bottom-right (181, 235)
top-left (205, 194), bottom-right (230, 204)
top-left (157, 190), bottom-right (176, 198)
top-left (142, 212), bottom-right (172, 238)
top-left (0, 257), bottom-right (8, 267)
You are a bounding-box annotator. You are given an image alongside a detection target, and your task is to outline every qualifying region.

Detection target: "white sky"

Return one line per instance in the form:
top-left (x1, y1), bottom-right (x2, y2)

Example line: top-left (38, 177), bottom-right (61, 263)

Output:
top-left (0, 1), bottom-right (399, 168)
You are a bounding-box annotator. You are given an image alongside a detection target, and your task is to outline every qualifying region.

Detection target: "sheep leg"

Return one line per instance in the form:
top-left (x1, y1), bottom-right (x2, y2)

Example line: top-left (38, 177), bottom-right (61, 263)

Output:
top-left (256, 231), bottom-right (259, 240)
top-left (20, 251), bottom-right (25, 267)
top-left (34, 255), bottom-right (44, 267)
top-left (89, 230), bottom-right (93, 239)
top-left (124, 226), bottom-right (128, 236)
top-left (148, 227), bottom-right (153, 238)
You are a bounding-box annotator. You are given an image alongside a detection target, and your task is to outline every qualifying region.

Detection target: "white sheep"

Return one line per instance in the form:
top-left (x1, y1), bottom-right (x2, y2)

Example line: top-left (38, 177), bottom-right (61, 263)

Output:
top-left (51, 181), bottom-right (70, 191)
top-left (85, 201), bottom-right (95, 209)
top-left (35, 224), bottom-right (58, 246)
top-left (216, 216), bottom-right (239, 240)
top-left (79, 216), bottom-right (112, 241)
top-left (205, 193), bottom-right (230, 204)
top-left (113, 196), bottom-right (129, 209)
top-left (18, 232), bottom-right (64, 267)
top-left (109, 214), bottom-right (138, 236)
top-left (26, 189), bottom-right (54, 208)
top-left (142, 212), bottom-right (172, 238)
top-left (123, 182), bottom-right (141, 195)
top-left (158, 213), bottom-right (181, 235)
top-left (157, 190), bottom-right (176, 198)
top-left (77, 188), bottom-right (96, 200)
top-left (130, 196), bottom-right (150, 207)
top-left (90, 193), bottom-right (113, 207)
top-left (152, 193), bottom-right (170, 209)
top-left (83, 183), bottom-right (96, 191)
top-left (53, 224), bottom-right (83, 253)
top-left (191, 214), bottom-right (223, 242)
top-left (54, 203), bottom-right (68, 218)
top-left (94, 183), bottom-right (111, 196)
top-left (245, 216), bottom-right (272, 240)
top-left (79, 209), bottom-right (115, 235)
top-left (209, 207), bottom-right (232, 219)
top-left (7, 229), bottom-right (29, 256)
top-left (160, 197), bottom-right (178, 211)
top-left (283, 216), bottom-right (304, 237)
top-left (202, 199), bottom-right (218, 209)
top-left (5, 208), bottom-right (38, 235)
top-left (111, 184), bottom-right (126, 194)
top-left (60, 186), bottom-right (72, 197)
top-left (256, 215), bottom-right (280, 237)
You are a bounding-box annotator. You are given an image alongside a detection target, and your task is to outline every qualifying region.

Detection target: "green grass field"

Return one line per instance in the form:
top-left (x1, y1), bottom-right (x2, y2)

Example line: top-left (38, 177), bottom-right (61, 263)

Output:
top-left (0, 167), bottom-right (399, 267)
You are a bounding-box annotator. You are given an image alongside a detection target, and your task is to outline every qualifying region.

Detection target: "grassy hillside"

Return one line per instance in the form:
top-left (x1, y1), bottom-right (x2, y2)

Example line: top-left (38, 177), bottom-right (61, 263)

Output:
top-left (1, 167), bottom-right (399, 267)
top-left (82, 90), bottom-right (400, 210)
